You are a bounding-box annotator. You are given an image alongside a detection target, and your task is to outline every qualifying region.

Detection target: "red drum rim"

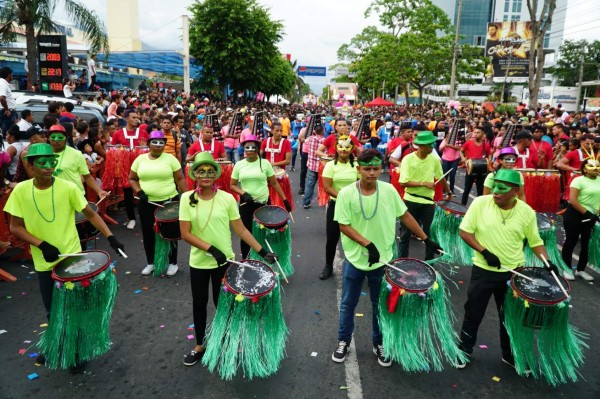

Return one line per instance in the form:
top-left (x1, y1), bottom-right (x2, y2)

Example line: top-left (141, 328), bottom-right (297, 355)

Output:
top-left (223, 260), bottom-right (276, 298)
top-left (437, 200), bottom-right (467, 215)
top-left (253, 205), bottom-right (289, 229)
top-left (52, 250), bottom-right (111, 282)
top-left (154, 201), bottom-right (180, 222)
top-left (511, 267), bottom-right (570, 306)
top-left (384, 257), bottom-right (436, 294)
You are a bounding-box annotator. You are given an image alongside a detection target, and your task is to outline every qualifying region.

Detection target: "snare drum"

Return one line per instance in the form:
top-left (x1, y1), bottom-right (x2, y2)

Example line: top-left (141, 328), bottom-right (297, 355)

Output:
top-left (202, 259), bottom-right (287, 380)
top-left (466, 158), bottom-right (488, 175)
top-left (216, 160), bottom-right (237, 199)
top-left (268, 167), bottom-right (294, 211)
top-left (430, 201), bottom-right (472, 266)
top-left (389, 167), bottom-right (405, 198)
top-left (154, 202), bottom-right (180, 240)
top-left (318, 157), bottom-right (334, 206)
top-left (524, 214), bottom-right (569, 272)
top-left (75, 202), bottom-right (100, 242)
top-left (378, 258), bottom-right (466, 371)
top-left (250, 206), bottom-right (293, 277)
top-left (504, 267), bottom-right (583, 384)
top-left (38, 251), bottom-right (117, 369)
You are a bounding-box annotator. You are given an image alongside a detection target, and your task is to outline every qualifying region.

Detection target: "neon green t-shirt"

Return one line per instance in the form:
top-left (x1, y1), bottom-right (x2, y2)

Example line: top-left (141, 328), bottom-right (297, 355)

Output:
top-left (4, 178), bottom-right (87, 271)
top-left (231, 158), bottom-right (274, 203)
top-left (399, 152), bottom-right (443, 204)
top-left (131, 153), bottom-right (181, 201)
top-left (53, 146), bottom-right (89, 194)
top-left (483, 171), bottom-right (524, 189)
top-left (459, 195), bottom-right (543, 271)
top-left (570, 175), bottom-right (600, 214)
top-left (179, 190), bottom-right (240, 269)
top-left (322, 160), bottom-right (358, 201)
top-left (335, 181), bottom-right (407, 271)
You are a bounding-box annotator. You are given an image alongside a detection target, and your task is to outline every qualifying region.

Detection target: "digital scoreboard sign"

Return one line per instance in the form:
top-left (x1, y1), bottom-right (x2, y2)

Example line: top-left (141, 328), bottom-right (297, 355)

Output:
top-left (37, 35), bottom-right (68, 95)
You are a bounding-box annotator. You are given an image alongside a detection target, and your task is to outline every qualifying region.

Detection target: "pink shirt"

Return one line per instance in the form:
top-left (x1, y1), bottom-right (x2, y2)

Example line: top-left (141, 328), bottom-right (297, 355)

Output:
top-left (439, 138), bottom-right (460, 162)
top-left (222, 125), bottom-right (240, 149)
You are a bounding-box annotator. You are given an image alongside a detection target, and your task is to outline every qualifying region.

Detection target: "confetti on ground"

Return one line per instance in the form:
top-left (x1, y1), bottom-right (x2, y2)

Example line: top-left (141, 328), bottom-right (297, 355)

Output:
top-left (134, 290), bottom-right (143, 294)
top-left (479, 345), bottom-right (488, 349)
top-left (492, 376), bottom-right (501, 382)
top-left (452, 384), bottom-right (458, 388)
top-left (6, 296), bottom-right (11, 299)
top-left (458, 281), bottom-right (464, 284)
top-left (29, 271), bottom-right (35, 275)
top-left (142, 287), bottom-right (149, 290)
top-left (125, 271), bottom-right (131, 275)
top-left (28, 352), bottom-right (39, 358)
top-left (0, 330), bottom-right (7, 334)
top-left (22, 292), bottom-right (26, 295)
top-left (19, 349), bottom-right (26, 355)
top-left (311, 352), bottom-right (318, 357)
top-left (39, 323), bottom-right (48, 328)
top-left (188, 324), bottom-right (194, 328)
top-left (360, 292), bottom-right (367, 296)
top-left (187, 334), bottom-right (194, 340)
top-left (356, 313), bottom-right (364, 317)
top-left (187, 327), bottom-right (194, 331)
top-left (160, 325), bottom-right (165, 328)
top-left (27, 373), bottom-right (39, 380)
top-left (296, 254), bottom-right (301, 257)
top-left (21, 265), bottom-right (28, 268)
top-left (314, 310), bottom-right (320, 315)
top-left (339, 386), bottom-right (348, 390)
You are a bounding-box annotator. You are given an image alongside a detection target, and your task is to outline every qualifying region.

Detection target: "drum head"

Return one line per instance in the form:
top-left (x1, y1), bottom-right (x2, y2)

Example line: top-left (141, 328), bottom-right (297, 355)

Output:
top-left (437, 200), bottom-right (467, 215)
top-left (511, 267), bottom-right (570, 305)
top-left (254, 205), bottom-right (289, 228)
top-left (154, 202), bottom-right (180, 221)
top-left (385, 258), bottom-right (436, 293)
top-left (224, 260), bottom-right (276, 298)
top-left (52, 251), bottom-right (111, 282)
top-left (75, 202), bottom-right (97, 224)
top-left (536, 213), bottom-right (553, 230)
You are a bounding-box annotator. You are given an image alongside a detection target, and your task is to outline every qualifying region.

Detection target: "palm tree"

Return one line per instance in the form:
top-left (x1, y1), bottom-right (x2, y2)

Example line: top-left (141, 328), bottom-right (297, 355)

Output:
top-left (288, 58), bottom-right (309, 102)
top-left (0, 0), bottom-right (109, 89)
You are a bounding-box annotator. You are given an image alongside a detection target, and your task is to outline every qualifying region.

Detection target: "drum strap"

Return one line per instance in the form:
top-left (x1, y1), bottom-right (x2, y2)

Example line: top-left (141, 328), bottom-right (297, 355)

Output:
top-left (123, 128), bottom-right (140, 150)
top-left (514, 147), bottom-right (530, 168)
top-left (265, 138), bottom-right (283, 164)
top-left (199, 139), bottom-right (215, 154)
top-left (406, 193), bottom-right (434, 203)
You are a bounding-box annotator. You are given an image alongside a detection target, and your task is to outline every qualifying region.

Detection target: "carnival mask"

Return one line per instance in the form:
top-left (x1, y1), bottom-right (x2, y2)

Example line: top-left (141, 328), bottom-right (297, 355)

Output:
top-left (150, 140), bottom-right (166, 147)
top-left (49, 133), bottom-right (66, 142)
top-left (492, 182), bottom-right (513, 194)
top-left (193, 165), bottom-right (217, 178)
top-left (33, 156), bottom-right (58, 169)
top-left (336, 135), bottom-right (354, 153)
top-left (585, 160), bottom-right (600, 171)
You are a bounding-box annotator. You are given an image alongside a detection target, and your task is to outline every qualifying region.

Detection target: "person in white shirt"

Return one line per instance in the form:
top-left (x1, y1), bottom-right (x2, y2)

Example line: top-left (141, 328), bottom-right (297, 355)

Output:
top-left (16, 109), bottom-right (33, 132)
top-left (0, 67), bottom-right (17, 134)
top-left (63, 78), bottom-right (76, 98)
top-left (87, 54), bottom-right (96, 91)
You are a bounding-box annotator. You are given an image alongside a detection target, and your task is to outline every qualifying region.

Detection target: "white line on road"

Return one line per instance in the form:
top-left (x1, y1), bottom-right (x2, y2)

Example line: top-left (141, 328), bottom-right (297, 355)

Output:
top-left (334, 249), bottom-right (363, 399)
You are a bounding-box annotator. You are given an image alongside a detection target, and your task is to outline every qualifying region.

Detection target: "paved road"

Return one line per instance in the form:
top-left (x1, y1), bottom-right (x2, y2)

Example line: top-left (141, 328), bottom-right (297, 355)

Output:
top-left (1, 167), bottom-right (599, 399)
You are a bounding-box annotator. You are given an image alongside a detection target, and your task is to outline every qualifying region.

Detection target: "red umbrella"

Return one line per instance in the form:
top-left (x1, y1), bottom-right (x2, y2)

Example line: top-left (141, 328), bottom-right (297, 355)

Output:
top-left (365, 97), bottom-right (395, 107)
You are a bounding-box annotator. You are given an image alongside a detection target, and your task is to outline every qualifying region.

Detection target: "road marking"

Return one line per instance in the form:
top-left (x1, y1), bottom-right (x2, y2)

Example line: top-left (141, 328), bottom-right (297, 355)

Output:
top-left (452, 185), bottom-right (477, 201)
top-left (334, 249), bottom-right (363, 399)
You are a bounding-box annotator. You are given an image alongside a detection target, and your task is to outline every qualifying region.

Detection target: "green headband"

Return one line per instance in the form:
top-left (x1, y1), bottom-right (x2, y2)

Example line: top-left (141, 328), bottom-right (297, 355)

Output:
top-left (358, 158), bottom-right (383, 167)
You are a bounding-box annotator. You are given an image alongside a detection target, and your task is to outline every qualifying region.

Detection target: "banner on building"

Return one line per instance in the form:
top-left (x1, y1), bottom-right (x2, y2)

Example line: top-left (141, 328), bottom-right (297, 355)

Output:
top-left (485, 21), bottom-right (532, 78)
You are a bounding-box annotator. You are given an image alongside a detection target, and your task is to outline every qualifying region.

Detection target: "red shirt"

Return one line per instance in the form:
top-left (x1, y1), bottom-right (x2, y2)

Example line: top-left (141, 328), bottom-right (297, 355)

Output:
top-left (564, 149), bottom-right (587, 170)
top-left (461, 140), bottom-right (491, 159)
top-left (322, 134), bottom-right (361, 155)
top-left (260, 137), bottom-right (292, 168)
top-left (111, 127), bottom-right (149, 148)
top-left (187, 140), bottom-right (226, 160)
top-left (530, 139), bottom-right (553, 168)
top-left (514, 147), bottom-right (539, 169)
top-left (387, 137), bottom-right (404, 155)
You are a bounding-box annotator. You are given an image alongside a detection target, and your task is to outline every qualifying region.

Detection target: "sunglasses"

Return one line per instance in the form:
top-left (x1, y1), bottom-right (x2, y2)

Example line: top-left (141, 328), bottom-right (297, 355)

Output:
top-left (244, 145), bottom-right (257, 151)
top-left (150, 140), bottom-right (166, 146)
top-left (193, 168), bottom-right (217, 178)
top-left (49, 134), bottom-right (66, 141)
top-left (33, 156), bottom-right (58, 169)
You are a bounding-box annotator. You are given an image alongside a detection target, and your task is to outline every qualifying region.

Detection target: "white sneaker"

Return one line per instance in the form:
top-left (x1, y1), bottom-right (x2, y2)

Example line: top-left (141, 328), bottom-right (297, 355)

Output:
top-left (575, 271), bottom-right (594, 281)
top-left (563, 270), bottom-right (575, 281)
top-left (166, 264), bottom-right (178, 276)
top-left (141, 264), bottom-right (154, 275)
top-left (126, 220), bottom-right (136, 230)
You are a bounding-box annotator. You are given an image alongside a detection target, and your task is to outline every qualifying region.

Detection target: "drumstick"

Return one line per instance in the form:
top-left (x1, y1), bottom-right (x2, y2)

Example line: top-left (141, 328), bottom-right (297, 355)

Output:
top-left (58, 253), bottom-right (91, 258)
top-left (434, 169), bottom-right (453, 185)
top-left (381, 262), bottom-right (409, 275)
top-left (134, 197), bottom-right (165, 208)
top-left (265, 239), bottom-right (289, 284)
top-left (95, 191), bottom-right (111, 206)
top-left (540, 254), bottom-right (569, 298)
top-left (226, 259), bottom-right (261, 270)
top-left (289, 212), bottom-right (295, 224)
top-left (499, 265), bottom-right (536, 282)
top-left (118, 248), bottom-right (128, 259)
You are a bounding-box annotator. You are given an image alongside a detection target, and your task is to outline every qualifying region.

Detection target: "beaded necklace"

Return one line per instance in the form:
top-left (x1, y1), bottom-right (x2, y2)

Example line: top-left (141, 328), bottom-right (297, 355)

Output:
top-left (194, 190), bottom-right (216, 232)
top-left (357, 180), bottom-right (379, 220)
top-left (32, 178), bottom-right (56, 223)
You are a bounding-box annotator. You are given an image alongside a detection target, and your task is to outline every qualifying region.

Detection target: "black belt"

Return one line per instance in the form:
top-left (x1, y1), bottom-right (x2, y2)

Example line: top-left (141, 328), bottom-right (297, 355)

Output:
top-left (405, 192), bottom-right (435, 203)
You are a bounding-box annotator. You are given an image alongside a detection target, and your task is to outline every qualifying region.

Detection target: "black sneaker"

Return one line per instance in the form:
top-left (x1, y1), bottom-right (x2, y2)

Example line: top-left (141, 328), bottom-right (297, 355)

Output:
top-left (298, 189), bottom-right (304, 195)
top-left (69, 361), bottom-right (87, 374)
top-left (319, 266), bottom-right (333, 280)
top-left (35, 354), bottom-right (46, 365)
top-left (332, 340), bottom-right (350, 363)
top-left (373, 344), bottom-right (392, 367)
top-left (502, 356), bottom-right (532, 375)
top-left (303, 204), bottom-right (311, 210)
top-left (183, 349), bottom-right (204, 366)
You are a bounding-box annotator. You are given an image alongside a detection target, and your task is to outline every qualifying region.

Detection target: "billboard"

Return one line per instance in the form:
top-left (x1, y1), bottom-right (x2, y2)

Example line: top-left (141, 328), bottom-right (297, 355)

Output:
top-left (485, 21), bottom-right (531, 78)
top-left (297, 66), bottom-right (327, 77)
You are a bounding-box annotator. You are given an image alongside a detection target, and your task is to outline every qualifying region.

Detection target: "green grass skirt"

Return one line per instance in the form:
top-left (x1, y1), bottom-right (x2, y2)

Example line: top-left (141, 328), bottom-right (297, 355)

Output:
top-left (523, 226), bottom-right (570, 272)
top-left (430, 206), bottom-right (473, 267)
top-left (589, 225), bottom-right (600, 269)
top-left (249, 223), bottom-right (293, 277)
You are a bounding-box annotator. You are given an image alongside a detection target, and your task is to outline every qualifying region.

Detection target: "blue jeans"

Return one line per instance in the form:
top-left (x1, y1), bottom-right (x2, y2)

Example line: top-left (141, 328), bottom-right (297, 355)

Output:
top-left (225, 147), bottom-right (236, 164)
top-left (1, 110), bottom-right (17, 134)
top-left (338, 259), bottom-right (385, 345)
top-left (441, 158), bottom-right (459, 192)
top-left (303, 170), bottom-right (318, 206)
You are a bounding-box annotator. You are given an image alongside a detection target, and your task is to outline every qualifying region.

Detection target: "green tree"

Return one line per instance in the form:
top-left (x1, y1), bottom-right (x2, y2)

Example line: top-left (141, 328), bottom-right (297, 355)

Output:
top-left (547, 40), bottom-right (600, 86)
top-left (188, 0), bottom-right (283, 96)
top-left (260, 55), bottom-right (295, 99)
top-left (0, 0), bottom-right (109, 89)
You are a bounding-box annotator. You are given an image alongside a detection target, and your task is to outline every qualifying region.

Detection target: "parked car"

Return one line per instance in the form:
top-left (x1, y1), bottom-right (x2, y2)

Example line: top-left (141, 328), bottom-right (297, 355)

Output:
top-left (13, 91), bottom-right (105, 113)
top-left (15, 103), bottom-right (105, 126)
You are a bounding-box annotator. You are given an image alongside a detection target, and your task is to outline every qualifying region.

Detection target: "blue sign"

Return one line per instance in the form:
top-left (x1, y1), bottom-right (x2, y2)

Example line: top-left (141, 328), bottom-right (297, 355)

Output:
top-left (298, 66), bottom-right (327, 77)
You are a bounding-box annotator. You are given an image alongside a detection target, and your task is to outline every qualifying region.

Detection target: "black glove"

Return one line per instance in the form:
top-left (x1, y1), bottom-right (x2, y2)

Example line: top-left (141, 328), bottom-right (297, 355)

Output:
top-left (136, 190), bottom-right (148, 204)
top-left (365, 242), bottom-right (380, 267)
top-left (583, 211), bottom-right (599, 224)
top-left (107, 236), bottom-right (125, 256)
top-left (424, 237), bottom-right (443, 255)
top-left (545, 260), bottom-right (559, 275)
top-left (258, 248), bottom-right (278, 264)
top-left (240, 192), bottom-right (254, 205)
top-left (38, 241), bottom-right (60, 262)
top-left (481, 249), bottom-right (501, 269)
top-left (207, 245), bottom-right (228, 267)
top-left (283, 199), bottom-right (292, 212)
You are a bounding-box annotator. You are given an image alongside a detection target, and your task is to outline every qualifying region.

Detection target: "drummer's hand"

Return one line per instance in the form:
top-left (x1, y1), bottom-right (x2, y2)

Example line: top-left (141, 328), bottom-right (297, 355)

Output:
top-left (365, 242), bottom-right (380, 267)
top-left (481, 249), bottom-right (501, 269)
top-left (207, 246), bottom-right (228, 267)
top-left (107, 236), bottom-right (125, 255)
top-left (136, 190), bottom-right (149, 204)
top-left (444, 192), bottom-right (453, 201)
top-left (283, 199), bottom-right (292, 212)
top-left (259, 248), bottom-right (278, 264)
top-left (98, 190), bottom-right (109, 199)
top-left (424, 238), bottom-right (443, 255)
top-left (38, 241), bottom-right (60, 262)
top-left (422, 182), bottom-right (435, 190)
top-left (545, 260), bottom-right (559, 275)
top-left (240, 192), bottom-right (254, 205)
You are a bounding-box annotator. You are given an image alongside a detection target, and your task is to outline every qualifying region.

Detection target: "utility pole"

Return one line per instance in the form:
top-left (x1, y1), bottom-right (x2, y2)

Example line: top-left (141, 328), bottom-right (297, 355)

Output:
top-left (449, 0), bottom-right (463, 100)
top-left (182, 15), bottom-right (191, 95)
top-left (575, 48), bottom-right (586, 111)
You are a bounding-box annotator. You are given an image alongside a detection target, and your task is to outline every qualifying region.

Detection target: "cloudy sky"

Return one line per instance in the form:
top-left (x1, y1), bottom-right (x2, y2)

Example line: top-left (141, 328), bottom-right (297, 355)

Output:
top-left (61, 0), bottom-right (599, 91)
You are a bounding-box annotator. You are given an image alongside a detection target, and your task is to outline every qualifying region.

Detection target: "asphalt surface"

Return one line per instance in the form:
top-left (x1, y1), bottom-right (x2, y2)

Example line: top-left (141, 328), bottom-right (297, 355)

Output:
top-left (1, 167), bottom-right (599, 399)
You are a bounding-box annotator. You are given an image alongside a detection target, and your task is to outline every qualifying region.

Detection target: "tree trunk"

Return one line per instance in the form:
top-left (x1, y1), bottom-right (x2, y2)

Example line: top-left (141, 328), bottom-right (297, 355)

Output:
top-left (404, 83), bottom-right (410, 106)
top-left (25, 23), bottom-right (37, 90)
top-left (418, 86), bottom-right (423, 105)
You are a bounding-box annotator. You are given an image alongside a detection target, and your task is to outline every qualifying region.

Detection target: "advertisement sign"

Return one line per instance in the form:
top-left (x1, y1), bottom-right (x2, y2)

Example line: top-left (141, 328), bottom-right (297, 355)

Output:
top-left (297, 66), bottom-right (327, 77)
top-left (522, 86), bottom-right (578, 112)
top-left (37, 35), bottom-right (68, 95)
top-left (485, 22), bottom-right (531, 78)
